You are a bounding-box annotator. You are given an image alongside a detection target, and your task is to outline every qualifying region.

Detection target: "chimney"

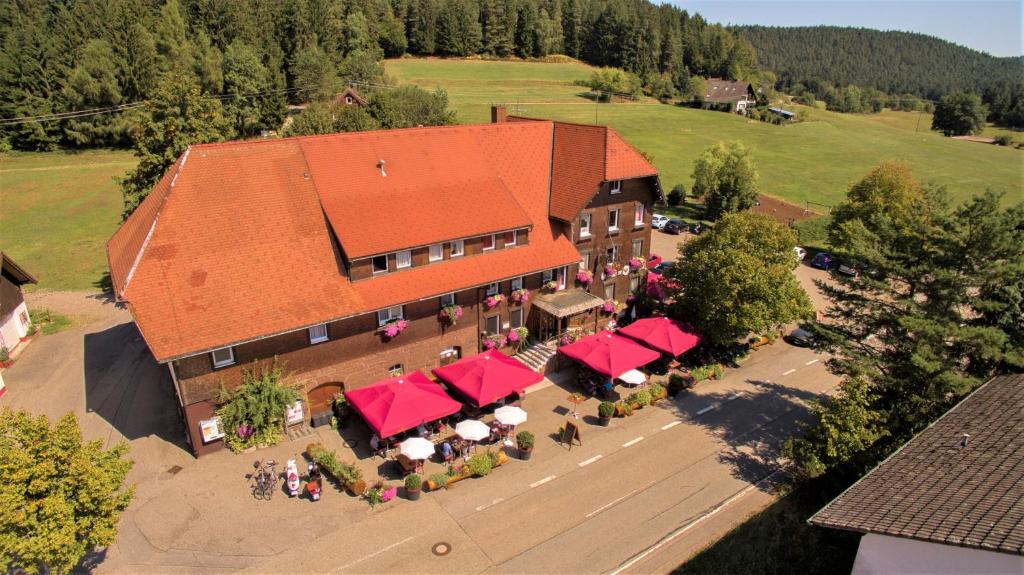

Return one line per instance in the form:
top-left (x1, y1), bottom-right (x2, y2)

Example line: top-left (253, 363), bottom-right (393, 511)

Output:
top-left (491, 105), bottom-right (508, 124)
top-left (959, 433), bottom-right (970, 448)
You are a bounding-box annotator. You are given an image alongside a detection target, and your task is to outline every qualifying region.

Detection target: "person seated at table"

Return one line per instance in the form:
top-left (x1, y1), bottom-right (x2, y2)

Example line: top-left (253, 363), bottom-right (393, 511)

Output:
top-left (370, 434), bottom-right (386, 458)
top-left (416, 423), bottom-right (429, 437)
top-left (599, 380), bottom-right (614, 399)
top-left (438, 440), bottom-right (454, 463)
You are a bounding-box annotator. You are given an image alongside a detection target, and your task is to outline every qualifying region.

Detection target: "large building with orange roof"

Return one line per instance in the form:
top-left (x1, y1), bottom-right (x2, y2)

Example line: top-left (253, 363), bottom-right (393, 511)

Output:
top-left (107, 107), bottom-right (660, 455)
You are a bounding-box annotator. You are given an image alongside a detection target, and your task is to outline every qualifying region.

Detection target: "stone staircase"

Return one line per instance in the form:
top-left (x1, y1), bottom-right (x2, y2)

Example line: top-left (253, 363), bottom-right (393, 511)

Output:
top-left (515, 341), bottom-right (557, 372)
top-left (286, 424), bottom-right (316, 443)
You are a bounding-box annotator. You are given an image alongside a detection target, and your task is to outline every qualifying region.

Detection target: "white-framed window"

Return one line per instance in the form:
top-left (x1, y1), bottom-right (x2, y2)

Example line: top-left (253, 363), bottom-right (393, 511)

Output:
top-left (396, 249), bottom-right (412, 269)
top-left (377, 305), bottom-right (403, 326)
top-left (486, 282), bottom-right (499, 296)
top-left (606, 282), bottom-right (616, 300)
top-left (429, 243), bottom-right (443, 262)
top-left (505, 229), bottom-right (517, 247)
top-left (211, 347), bottom-right (235, 368)
top-left (542, 269), bottom-right (554, 283)
top-left (483, 234), bottom-right (495, 251)
top-left (580, 252), bottom-right (591, 271)
top-left (630, 275), bottom-right (640, 294)
top-left (610, 180), bottom-right (622, 194)
top-left (556, 266), bottom-right (568, 289)
top-left (387, 363), bottom-right (404, 377)
top-left (632, 239), bottom-right (643, 259)
top-left (440, 346), bottom-right (461, 366)
top-left (608, 209), bottom-right (620, 232)
top-left (441, 293), bottom-right (456, 308)
top-left (634, 203), bottom-right (645, 226)
top-left (579, 213), bottom-right (592, 238)
top-left (372, 255), bottom-right (388, 274)
top-left (450, 239), bottom-right (464, 257)
top-left (308, 323), bottom-right (328, 344)
top-left (510, 308), bottom-right (523, 329)
top-left (511, 276), bottom-right (524, 291)
top-left (485, 315), bottom-right (500, 335)
top-left (607, 245), bottom-right (618, 263)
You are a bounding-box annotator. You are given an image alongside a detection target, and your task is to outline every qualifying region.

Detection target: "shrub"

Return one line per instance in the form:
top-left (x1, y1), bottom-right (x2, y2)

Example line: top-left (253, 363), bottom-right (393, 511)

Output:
top-left (667, 184), bottom-right (685, 206)
top-left (0, 345), bottom-right (8, 362)
top-left (994, 134), bottom-right (1013, 146)
top-left (486, 450), bottom-right (500, 467)
top-left (712, 364), bottom-right (725, 379)
top-left (365, 481), bottom-right (386, 507)
top-left (633, 389), bottom-right (652, 407)
top-left (216, 361), bottom-right (298, 452)
top-left (668, 373), bottom-right (685, 387)
top-left (429, 473), bottom-right (450, 490)
top-left (467, 454), bottom-right (493, 477)
top-left (404, 474), bottom-right (422, 491)
top-left (516, 430), bottom-right (535, 450)
top-left (649, 383), bottom-right (665, 399)
top-left (598, 401), bottom-right (615, 418)
top-left (691, 366), bottom-right (710, 382)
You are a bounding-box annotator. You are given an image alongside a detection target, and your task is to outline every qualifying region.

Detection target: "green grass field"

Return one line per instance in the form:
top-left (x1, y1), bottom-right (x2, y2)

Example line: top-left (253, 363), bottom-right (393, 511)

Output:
top-left (388, 58), bottom-right (1022, 209)
top-left (0, 149), bottom-right (136, 291)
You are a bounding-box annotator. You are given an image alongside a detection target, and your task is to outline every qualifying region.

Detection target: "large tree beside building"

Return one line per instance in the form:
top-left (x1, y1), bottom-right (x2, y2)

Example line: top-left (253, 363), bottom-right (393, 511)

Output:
top-left (0, 409), bottom-right (134, 575)
top-left (690, 141), bottom-right (759, 221)
top-left (666, 212), bottom-right (812, 345)
top-left (784, 163), bottom-right (1024, 479)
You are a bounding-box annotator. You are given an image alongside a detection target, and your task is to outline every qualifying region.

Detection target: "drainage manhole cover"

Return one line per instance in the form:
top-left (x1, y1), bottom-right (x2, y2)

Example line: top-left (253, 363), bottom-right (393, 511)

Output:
top-left (431, 542), bottom-right (452, 556)
top-left (166, 465), bottom-right (183, 475)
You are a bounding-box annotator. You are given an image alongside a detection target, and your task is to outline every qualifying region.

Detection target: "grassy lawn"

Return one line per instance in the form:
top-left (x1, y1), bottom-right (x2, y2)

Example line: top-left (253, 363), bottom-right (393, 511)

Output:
top-left (675, 481), bottom-right (859, 575)
top-left (389, 58), bottom-right (1022, 210)
top-left (0, 149), bottom-right (136, 291)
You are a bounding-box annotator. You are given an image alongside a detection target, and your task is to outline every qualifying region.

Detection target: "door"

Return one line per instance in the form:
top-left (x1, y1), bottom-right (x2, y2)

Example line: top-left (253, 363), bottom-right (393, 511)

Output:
top-left (307, 382), bottom-right (344, 427)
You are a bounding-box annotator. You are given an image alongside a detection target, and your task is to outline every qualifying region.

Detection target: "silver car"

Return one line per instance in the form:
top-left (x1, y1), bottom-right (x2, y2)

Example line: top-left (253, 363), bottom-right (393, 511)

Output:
top-left (652, 214), bottom-right (669, 229)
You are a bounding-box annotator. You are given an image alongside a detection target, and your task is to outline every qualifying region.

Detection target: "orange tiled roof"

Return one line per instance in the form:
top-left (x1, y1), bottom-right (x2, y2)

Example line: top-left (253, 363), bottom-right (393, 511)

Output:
top-left (109, 122), bottom-right (583, 362)
top-left (605, 129), bottom-right (658, 181)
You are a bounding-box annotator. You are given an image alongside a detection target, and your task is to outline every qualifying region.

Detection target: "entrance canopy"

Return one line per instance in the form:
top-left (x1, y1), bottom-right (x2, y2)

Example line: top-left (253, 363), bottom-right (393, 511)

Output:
top-left (617, 316), bottom-right (701, 357)
top-left (344, 371), bottom-right (461, 438)
top-left (558, 331), bottom-right (660, 379)
top-left (432, 349), bottom-right (543, 407)
top-left (532, 288), bottom-right (605, 318)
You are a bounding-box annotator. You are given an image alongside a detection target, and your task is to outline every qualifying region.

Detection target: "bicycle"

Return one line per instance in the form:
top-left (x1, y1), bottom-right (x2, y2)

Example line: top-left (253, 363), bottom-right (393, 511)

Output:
top-left (246, 459), bottom-right (278, 500)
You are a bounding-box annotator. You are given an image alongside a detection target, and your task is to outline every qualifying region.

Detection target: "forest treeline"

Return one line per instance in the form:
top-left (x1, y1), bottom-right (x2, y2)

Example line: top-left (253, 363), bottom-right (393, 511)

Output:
top-left (0, 0), bottom-right (758, 151)
top-left (734, 25), bottom-right (1024, 128)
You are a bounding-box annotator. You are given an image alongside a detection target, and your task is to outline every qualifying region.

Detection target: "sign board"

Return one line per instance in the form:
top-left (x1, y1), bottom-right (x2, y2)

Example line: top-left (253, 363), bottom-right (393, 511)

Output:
top-left (198, 416), bottom-right (224, 443)
top-left (285, 401), bottom-right (304, 426)
top-left (559, 419), bottom-right (582, 450)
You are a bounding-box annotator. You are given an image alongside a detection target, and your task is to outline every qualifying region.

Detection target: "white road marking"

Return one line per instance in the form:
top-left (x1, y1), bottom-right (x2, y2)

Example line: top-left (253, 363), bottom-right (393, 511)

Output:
top-left (530, 475), bottom-right (556, 488)
top-left (585, 481), bottom-right (657, 518)
top-left (696, 405), bottom-right (715, 415)
top-left (331, 536), bottom-right (415, 572)
top-left (475, 497), bottom-right (504, 512)
top-left (781, 369), bottom-right (796, 376)
top-left (661, 420), bottom-right (681, 430)
top-left (728, 393), bottom-right (743, 401)
top-left (622, 436), bottom-right (645, 448)
top-left (579, 455), bottom-right (603, 467)
top-left (805, 359), bottom-right (820, 366)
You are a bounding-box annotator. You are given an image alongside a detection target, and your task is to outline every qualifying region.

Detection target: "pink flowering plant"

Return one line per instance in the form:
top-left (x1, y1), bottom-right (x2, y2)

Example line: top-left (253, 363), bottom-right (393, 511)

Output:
top-left (543, 280), bottom-right (558, 291)
top-left (383, 319), bottom-right (408, 339)
top-left (485, 294), bottom-right (505, 310)
top-left (604, 263), bottom-right (616, 277)
top-left (507, 327), bottom-right (529, 350)
top-left (511, 288), bottom-right (530, 303)
top-left (602, 299), bottom-right (617, 314)
top-left (628, 257), bottom-right (642, 271)
top-left (439, 304), bottom-right (463, 325)
top-left (483, 334), bottom-right (508, 349)
top-left (576, 270), bottom-right (593, 285)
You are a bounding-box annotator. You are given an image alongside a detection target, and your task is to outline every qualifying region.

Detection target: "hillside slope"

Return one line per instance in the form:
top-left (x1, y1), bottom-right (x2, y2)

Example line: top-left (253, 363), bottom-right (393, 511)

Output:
top-left (732, 25), bottom-right (1024, 99)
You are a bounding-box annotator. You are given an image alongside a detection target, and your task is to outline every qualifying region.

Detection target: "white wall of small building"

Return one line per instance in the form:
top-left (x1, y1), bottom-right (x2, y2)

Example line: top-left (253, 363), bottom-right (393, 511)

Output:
top-left (0, 300), bottom-right (31, 351)
top-left (853, 533), bottom-right (1024, 575)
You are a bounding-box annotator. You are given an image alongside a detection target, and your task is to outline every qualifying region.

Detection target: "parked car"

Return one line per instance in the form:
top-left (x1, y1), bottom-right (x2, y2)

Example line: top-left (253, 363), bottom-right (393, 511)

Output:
top-left (651, 261), bottom-right (676, 275)
top-left (794, 247), bottom-right (807, 262)
top-left (663, 219), bottom-right (687, 235)
top-left (652, 214), bottom-right (670, 229)
top-left (837, 262), bottom-right (858, 277)
top-left (784, 327), bottom-right (815, 347)
top-left (810, 252), bottom-right (832, 270)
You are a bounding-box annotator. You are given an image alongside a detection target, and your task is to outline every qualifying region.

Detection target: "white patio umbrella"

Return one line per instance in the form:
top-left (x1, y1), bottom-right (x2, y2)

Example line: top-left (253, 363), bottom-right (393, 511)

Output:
top-left (399, 437), bottom-right (435, 460)
top-left (494, 405), bottom-right (528, 426)
top-left (618, 368), bottom-right (646, 386)
top-left (455, 419), bottom-right (489, 441)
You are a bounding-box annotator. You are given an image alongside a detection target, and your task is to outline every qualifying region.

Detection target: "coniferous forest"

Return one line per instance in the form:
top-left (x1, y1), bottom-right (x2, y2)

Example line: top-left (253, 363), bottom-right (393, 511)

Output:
top-left (0, 0), bottom-right (757, 151)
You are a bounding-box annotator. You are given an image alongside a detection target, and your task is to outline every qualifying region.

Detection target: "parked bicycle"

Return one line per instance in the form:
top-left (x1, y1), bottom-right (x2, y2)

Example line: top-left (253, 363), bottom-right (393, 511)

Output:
top-left (246, 459), bottom-right (278, 500)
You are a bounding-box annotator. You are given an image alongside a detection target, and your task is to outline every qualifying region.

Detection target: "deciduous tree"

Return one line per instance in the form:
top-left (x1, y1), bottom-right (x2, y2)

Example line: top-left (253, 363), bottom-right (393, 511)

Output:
top-left (931, 91), bottom-right (988, 136)
top-left (690, 141), bottom-right (759, 220)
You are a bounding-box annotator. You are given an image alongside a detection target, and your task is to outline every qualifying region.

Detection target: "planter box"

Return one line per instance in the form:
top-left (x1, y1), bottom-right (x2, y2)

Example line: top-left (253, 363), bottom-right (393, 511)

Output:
top-left (426, 451), bottom-right (509, 490)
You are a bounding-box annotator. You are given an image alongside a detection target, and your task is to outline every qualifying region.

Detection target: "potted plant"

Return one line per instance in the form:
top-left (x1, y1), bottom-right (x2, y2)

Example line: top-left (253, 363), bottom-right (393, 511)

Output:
top-left (576, 269), bottom-right (593, 286)
top-left (667, 373), bottom-right (693, 397)
top-left (516, 430), bottom-right (535, 461)
top-left (439, 304), bottom-right (463, 325)
top-left (383, 319), bottom-right (408, 340)
top-left (511, 288), bottom-right (530, 303)
top-left (404, 473), bottom-right (422, 500)
top-left (543, 280), bottom-right (558, 291)
top-left (467, 454), bottom-right (493, 477)
top-left (507, 327), bottom-right (529, 351)
top-left (649, 383), bottom-right (667, 402)
top-left (0, 345), bottom-right (11, 368)
top-left (428, 472), bottom-right (450, 491)
top-left (598, 401), bottom-right (615, 426)
top-left (602, 300), bottom-right (617, 314)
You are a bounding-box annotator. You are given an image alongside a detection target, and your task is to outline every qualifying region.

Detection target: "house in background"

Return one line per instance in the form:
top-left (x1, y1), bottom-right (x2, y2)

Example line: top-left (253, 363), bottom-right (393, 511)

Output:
top-left (704, 78), bottom-right (756, 113)
top-left (0, 252), bottom-right (36, 355)
top-left (333, 86), bottom-right (367, 108)
top-left (809, 373), bottom-right (1024, 575)
top-left (107, 107), bottom-right (659, 456)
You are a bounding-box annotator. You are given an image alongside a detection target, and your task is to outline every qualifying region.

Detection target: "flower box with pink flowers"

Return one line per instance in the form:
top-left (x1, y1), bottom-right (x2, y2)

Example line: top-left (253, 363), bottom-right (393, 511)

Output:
top-left (511, 288), bottom-right (530, 303)
top-left (485, 294), bottom-right (505, 310)
top-left (382, 319), bottom-right (408, 339)
top-left (576, 270), bottom-right (593, 285)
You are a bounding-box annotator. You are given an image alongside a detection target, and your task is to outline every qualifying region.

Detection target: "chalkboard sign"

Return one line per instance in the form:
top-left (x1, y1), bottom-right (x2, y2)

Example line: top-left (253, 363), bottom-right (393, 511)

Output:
top-left (560, 420), bottom-right (582, 450)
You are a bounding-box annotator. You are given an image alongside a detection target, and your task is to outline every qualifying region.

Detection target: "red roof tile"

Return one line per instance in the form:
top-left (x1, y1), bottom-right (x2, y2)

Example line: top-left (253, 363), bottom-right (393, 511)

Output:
top-left (605, 129), bottom-right (658, 181)
top-left (110, 123), bottom-right (583, 362)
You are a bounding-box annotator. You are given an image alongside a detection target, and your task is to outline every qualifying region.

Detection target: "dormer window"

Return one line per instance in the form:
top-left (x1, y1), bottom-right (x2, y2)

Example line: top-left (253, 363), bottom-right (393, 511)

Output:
top-left (610, 180), bottom-right (622, 194)
top-left (451, 239), bottom-right (464, 257)
top-left (396, 250), bottom-right (412, 269)
top-left (483, 234), bottom-right (495, 251)
top-left (429, 243), bottom-right (443, 262)
top-left (372, 255), bottom-right (388, 274)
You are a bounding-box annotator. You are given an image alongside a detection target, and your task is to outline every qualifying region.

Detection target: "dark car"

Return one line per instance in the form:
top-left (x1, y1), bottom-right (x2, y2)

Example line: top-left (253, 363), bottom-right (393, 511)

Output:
top-left (784, 327), bottom-right (815, 347)
top-left (652, 261), bottom-right (676, 275)
top-left (663, 219), bottom-right (687, 235)
top-left (810, 252), bottom-right (832, 270)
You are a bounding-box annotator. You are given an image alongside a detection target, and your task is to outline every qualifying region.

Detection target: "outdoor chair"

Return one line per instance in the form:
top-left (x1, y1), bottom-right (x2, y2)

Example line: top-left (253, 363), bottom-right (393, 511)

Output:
top-left (396, 453), bottom-right (417, 476)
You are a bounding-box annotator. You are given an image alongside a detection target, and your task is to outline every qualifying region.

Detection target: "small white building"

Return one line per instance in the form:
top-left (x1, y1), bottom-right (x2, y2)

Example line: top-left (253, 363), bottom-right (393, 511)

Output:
top-left (0, 252), bottom-right (36, 355)
top-left (810, 373), bottom-right (1024, 575)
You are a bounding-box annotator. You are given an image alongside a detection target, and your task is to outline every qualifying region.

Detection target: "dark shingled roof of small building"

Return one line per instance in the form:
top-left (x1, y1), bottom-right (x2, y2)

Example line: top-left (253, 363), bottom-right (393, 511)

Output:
top-left (809, 373), bottom-right (1024, 556)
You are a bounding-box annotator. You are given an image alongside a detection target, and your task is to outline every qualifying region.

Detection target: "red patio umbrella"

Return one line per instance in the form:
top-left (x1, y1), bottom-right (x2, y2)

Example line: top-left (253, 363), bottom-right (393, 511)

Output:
top-left (344, 371), bottom-right (461, 438)
top-left (557, 331), bottom-right (660, 379)
top-left (432, 349), bottom-right (543, 407)
top-left (617, 316), bottom-right (701, 357)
